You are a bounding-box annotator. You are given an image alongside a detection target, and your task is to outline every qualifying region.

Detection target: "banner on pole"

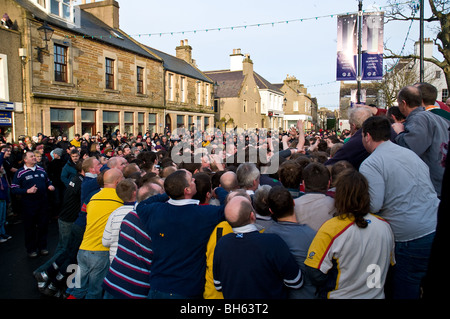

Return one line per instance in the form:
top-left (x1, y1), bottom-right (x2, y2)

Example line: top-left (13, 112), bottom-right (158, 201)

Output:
top-left (336, 12), bottom-right (384, 81)
top-left (336, 14), bottom-right (358, 81)
top-left (361, 12), bottom-right (384, 80)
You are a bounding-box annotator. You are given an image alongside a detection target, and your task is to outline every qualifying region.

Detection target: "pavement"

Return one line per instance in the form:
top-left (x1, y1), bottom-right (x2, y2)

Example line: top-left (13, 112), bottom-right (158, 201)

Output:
top-left (0, 217), bottom-right (59, 299)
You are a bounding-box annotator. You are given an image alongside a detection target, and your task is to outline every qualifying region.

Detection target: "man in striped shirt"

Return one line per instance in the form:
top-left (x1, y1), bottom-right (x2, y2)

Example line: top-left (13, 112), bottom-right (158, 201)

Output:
top-left (102, 183), bottom-right (162, 299)
top-left (102, 179), bottom-right (138, 264)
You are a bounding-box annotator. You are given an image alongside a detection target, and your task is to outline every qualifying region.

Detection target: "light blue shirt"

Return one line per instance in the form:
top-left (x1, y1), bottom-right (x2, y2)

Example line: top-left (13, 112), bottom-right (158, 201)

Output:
top-left (360, 140), bottom-right (439, 242)
top-left (265, 221), bottom-right (317, 299)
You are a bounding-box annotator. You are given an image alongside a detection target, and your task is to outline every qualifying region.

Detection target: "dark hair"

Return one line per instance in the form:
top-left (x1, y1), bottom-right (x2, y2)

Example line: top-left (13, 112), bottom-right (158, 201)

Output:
top-left (116, 178), bottom-right (137, 202)
top-left (267, 186), bottom-right (294, 219)
top-left (302, 162), bottom-right (330, 193)
top-left (278, 160), bottom-right (302, 189)
top-left (334, 169), bottom-right (370, 228)
top-left (386, 106), bottom-right (406, 123)
top-left (362, 116), bottom-right (391, 142)
top-left (164, 170), bottom-right (189, 199)
top-left (252, 185), bottom-right (272, 217)
top-left (331, 160), bottom-right (354, 187)
top-left (397, 85), bottom-right (422, 108)
top-left (415, 82), bottom-right (437, 106)
top-left (192, 172), bottom-right (212, 204)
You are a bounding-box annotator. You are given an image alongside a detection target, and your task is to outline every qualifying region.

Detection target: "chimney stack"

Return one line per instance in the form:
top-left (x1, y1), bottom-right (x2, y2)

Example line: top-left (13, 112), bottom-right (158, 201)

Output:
top-left (230, 48), bottom-right (244, 71)
top-left (176, 39), bottom-right (193, 64)
top-left (242, 54), bottom-right (253, 75)
top-left (80, 0), bottom-right (120, 29)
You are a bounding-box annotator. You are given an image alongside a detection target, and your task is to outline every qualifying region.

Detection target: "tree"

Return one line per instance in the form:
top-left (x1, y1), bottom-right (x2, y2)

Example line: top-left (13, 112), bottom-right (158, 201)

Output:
top-left (373, 59), bottom-right (438, 107)
top-left (383, 0), bottom-right (450, 92)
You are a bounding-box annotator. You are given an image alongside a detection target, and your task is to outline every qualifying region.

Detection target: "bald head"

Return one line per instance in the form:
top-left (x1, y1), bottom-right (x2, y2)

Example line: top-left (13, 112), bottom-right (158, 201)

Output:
top-left (108, 156), bottom-right (128, 172)
top-left (225, 196), bottom-right (255, 228)
top-left (220, 171), bottom-right (239, 192)
top-left (103, 168), bottom-right (124, 187)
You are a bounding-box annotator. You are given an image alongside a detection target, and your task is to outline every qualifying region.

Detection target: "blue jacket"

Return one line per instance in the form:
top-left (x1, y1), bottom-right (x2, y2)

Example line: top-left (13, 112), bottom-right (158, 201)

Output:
top-left (11, 165), bottom-right (52, 202)
top-left (136, 188), bottom-right (228, 297)
top-left (0, 152), bottom-right (9, 202)
top-left (61, 160), bottom-right (77, 187)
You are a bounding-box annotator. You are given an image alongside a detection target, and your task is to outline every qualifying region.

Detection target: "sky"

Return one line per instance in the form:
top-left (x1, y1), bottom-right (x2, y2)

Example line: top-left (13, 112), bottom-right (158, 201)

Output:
top-left (100, 0), bottom-right (440, 110)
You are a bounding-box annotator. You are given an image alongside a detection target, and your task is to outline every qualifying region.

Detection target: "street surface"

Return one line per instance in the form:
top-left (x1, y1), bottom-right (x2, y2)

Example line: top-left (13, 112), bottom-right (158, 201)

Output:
top-left (0, 219), bottom-right (59, 299)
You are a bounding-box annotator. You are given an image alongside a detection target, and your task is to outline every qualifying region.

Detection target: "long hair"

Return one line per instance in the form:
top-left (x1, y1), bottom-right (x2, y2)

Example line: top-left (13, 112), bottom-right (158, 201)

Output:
top-left (334, 169), bottom-right (370, 228)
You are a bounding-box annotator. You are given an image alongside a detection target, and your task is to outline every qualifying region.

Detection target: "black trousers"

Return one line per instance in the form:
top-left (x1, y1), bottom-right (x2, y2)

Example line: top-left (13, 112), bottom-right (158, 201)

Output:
top-left (22, 200), bottom-right (49, 253)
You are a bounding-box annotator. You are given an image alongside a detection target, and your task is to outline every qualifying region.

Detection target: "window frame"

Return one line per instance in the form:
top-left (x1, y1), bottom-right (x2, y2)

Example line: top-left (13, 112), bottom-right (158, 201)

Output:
top-left (136, 66), bottom-right (144, 94)
top-left (105, 58), bottom-right (115, 90)
top-left (54, 43), bottom-right (68, 83)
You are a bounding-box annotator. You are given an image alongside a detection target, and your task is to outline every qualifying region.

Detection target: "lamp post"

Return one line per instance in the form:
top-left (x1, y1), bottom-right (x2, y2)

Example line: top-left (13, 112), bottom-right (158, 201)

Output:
top-left (36, 21), bottom-right (54, 62)
top-left (356, 0), bottom-right (363, 104)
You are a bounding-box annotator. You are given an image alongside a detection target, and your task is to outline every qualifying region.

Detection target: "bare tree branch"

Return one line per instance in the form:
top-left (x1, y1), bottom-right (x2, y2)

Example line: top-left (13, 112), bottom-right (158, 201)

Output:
top-left (384, 53), bottom-right (446, 68)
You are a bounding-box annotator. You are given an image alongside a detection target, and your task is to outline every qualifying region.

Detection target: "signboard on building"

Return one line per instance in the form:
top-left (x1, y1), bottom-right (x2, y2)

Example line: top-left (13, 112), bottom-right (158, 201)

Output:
top-left (0, 111), bottom-right (12, 125)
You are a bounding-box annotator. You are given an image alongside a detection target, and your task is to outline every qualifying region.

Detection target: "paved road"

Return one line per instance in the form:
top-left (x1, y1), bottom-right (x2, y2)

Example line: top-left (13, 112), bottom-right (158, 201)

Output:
top-left (0, 218), bottom-right (59, 299)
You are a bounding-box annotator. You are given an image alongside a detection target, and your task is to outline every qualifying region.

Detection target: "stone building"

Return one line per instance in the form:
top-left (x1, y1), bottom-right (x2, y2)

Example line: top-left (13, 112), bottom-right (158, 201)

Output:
top-left (273, 75), bottom-right (318, 130)
top-left (205, 49), bottom-right (279, 131)
top-left (0, 0), bottom-right (214, 141)
top-left (145, 40), bottom-right (215, 133)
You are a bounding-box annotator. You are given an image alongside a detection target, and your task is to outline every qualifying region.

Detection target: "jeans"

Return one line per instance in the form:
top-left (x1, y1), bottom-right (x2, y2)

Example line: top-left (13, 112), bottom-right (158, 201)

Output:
top-left (392, 232), bottom-right (435, 299)
top-left (71, 249), bottom-right (110, 299)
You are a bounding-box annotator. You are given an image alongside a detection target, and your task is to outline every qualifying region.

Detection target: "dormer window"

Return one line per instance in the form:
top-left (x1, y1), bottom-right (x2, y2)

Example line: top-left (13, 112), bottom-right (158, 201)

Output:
top-left (31, 0), bottom-right (75, 23)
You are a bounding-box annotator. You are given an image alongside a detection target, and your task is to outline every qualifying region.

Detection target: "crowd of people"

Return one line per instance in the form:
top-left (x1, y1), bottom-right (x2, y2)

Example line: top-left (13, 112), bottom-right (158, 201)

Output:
top-left (0, 83), bottom-right (448, 300)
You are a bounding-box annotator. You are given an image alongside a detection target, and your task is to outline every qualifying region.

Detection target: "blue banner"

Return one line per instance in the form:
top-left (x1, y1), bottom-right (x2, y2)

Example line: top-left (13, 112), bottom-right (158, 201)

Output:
top-left (361, 12), bottom-right (384, 80)
top-left (362, 53), bottom-right (383, 80)
top-left (336, 12), bottom-right (384, 81)
top-left (336, 14), bottom-right (358, 81)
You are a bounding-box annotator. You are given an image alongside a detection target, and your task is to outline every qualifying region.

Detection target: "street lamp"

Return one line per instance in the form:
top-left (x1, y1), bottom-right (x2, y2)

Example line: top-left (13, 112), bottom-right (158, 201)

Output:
top-left (36, 21), bottom-right (54, 62)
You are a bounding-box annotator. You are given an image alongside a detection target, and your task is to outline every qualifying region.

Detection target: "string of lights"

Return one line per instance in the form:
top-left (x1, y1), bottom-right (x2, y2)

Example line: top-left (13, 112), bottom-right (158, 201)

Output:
top-left (62, 1), bottom-right (414, 40)
top-left (385, 3), bottom-right (418, 73)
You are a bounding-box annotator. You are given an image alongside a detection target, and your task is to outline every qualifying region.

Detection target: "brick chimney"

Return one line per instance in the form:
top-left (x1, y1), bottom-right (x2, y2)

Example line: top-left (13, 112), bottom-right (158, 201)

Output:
top-left (80, 0), bottom-right (120, 29)
top-left (176, 39), bottom-right (193, 64)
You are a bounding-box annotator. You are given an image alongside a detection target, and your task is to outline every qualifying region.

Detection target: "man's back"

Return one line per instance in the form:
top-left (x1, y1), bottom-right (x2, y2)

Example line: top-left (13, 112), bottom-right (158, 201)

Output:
top-left (137, 196), bottom-right (224, 298)
top-left (265, 221), bottom-right (317, 299)
top-left (294, 194), bottom-right (336, 232)
top-left (395, 107), bottom-right (449, 196)
top-left (102, 211), bottom-right (152, 299)
top-left (360, 141), bottom-right (438, 242)
top-left (79, 188), bottom-right (123, 251)
top-left (213, 230), bottom-right (302, 299)
top-left (324, 129), bottom-right (368, 169)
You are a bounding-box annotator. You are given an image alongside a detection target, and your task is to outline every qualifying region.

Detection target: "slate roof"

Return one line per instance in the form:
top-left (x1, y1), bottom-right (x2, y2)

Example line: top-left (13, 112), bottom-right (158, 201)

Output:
top-left (14, 0), bottom-right (162, 62)
top-left (144, 46), bottom-right (213, 83)
top-left (204, 70), bottom-right (245, 98)
top-left (205, 69), bottom-right (283, 98)
top-left (253, 72), bottom-right (283, 94)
